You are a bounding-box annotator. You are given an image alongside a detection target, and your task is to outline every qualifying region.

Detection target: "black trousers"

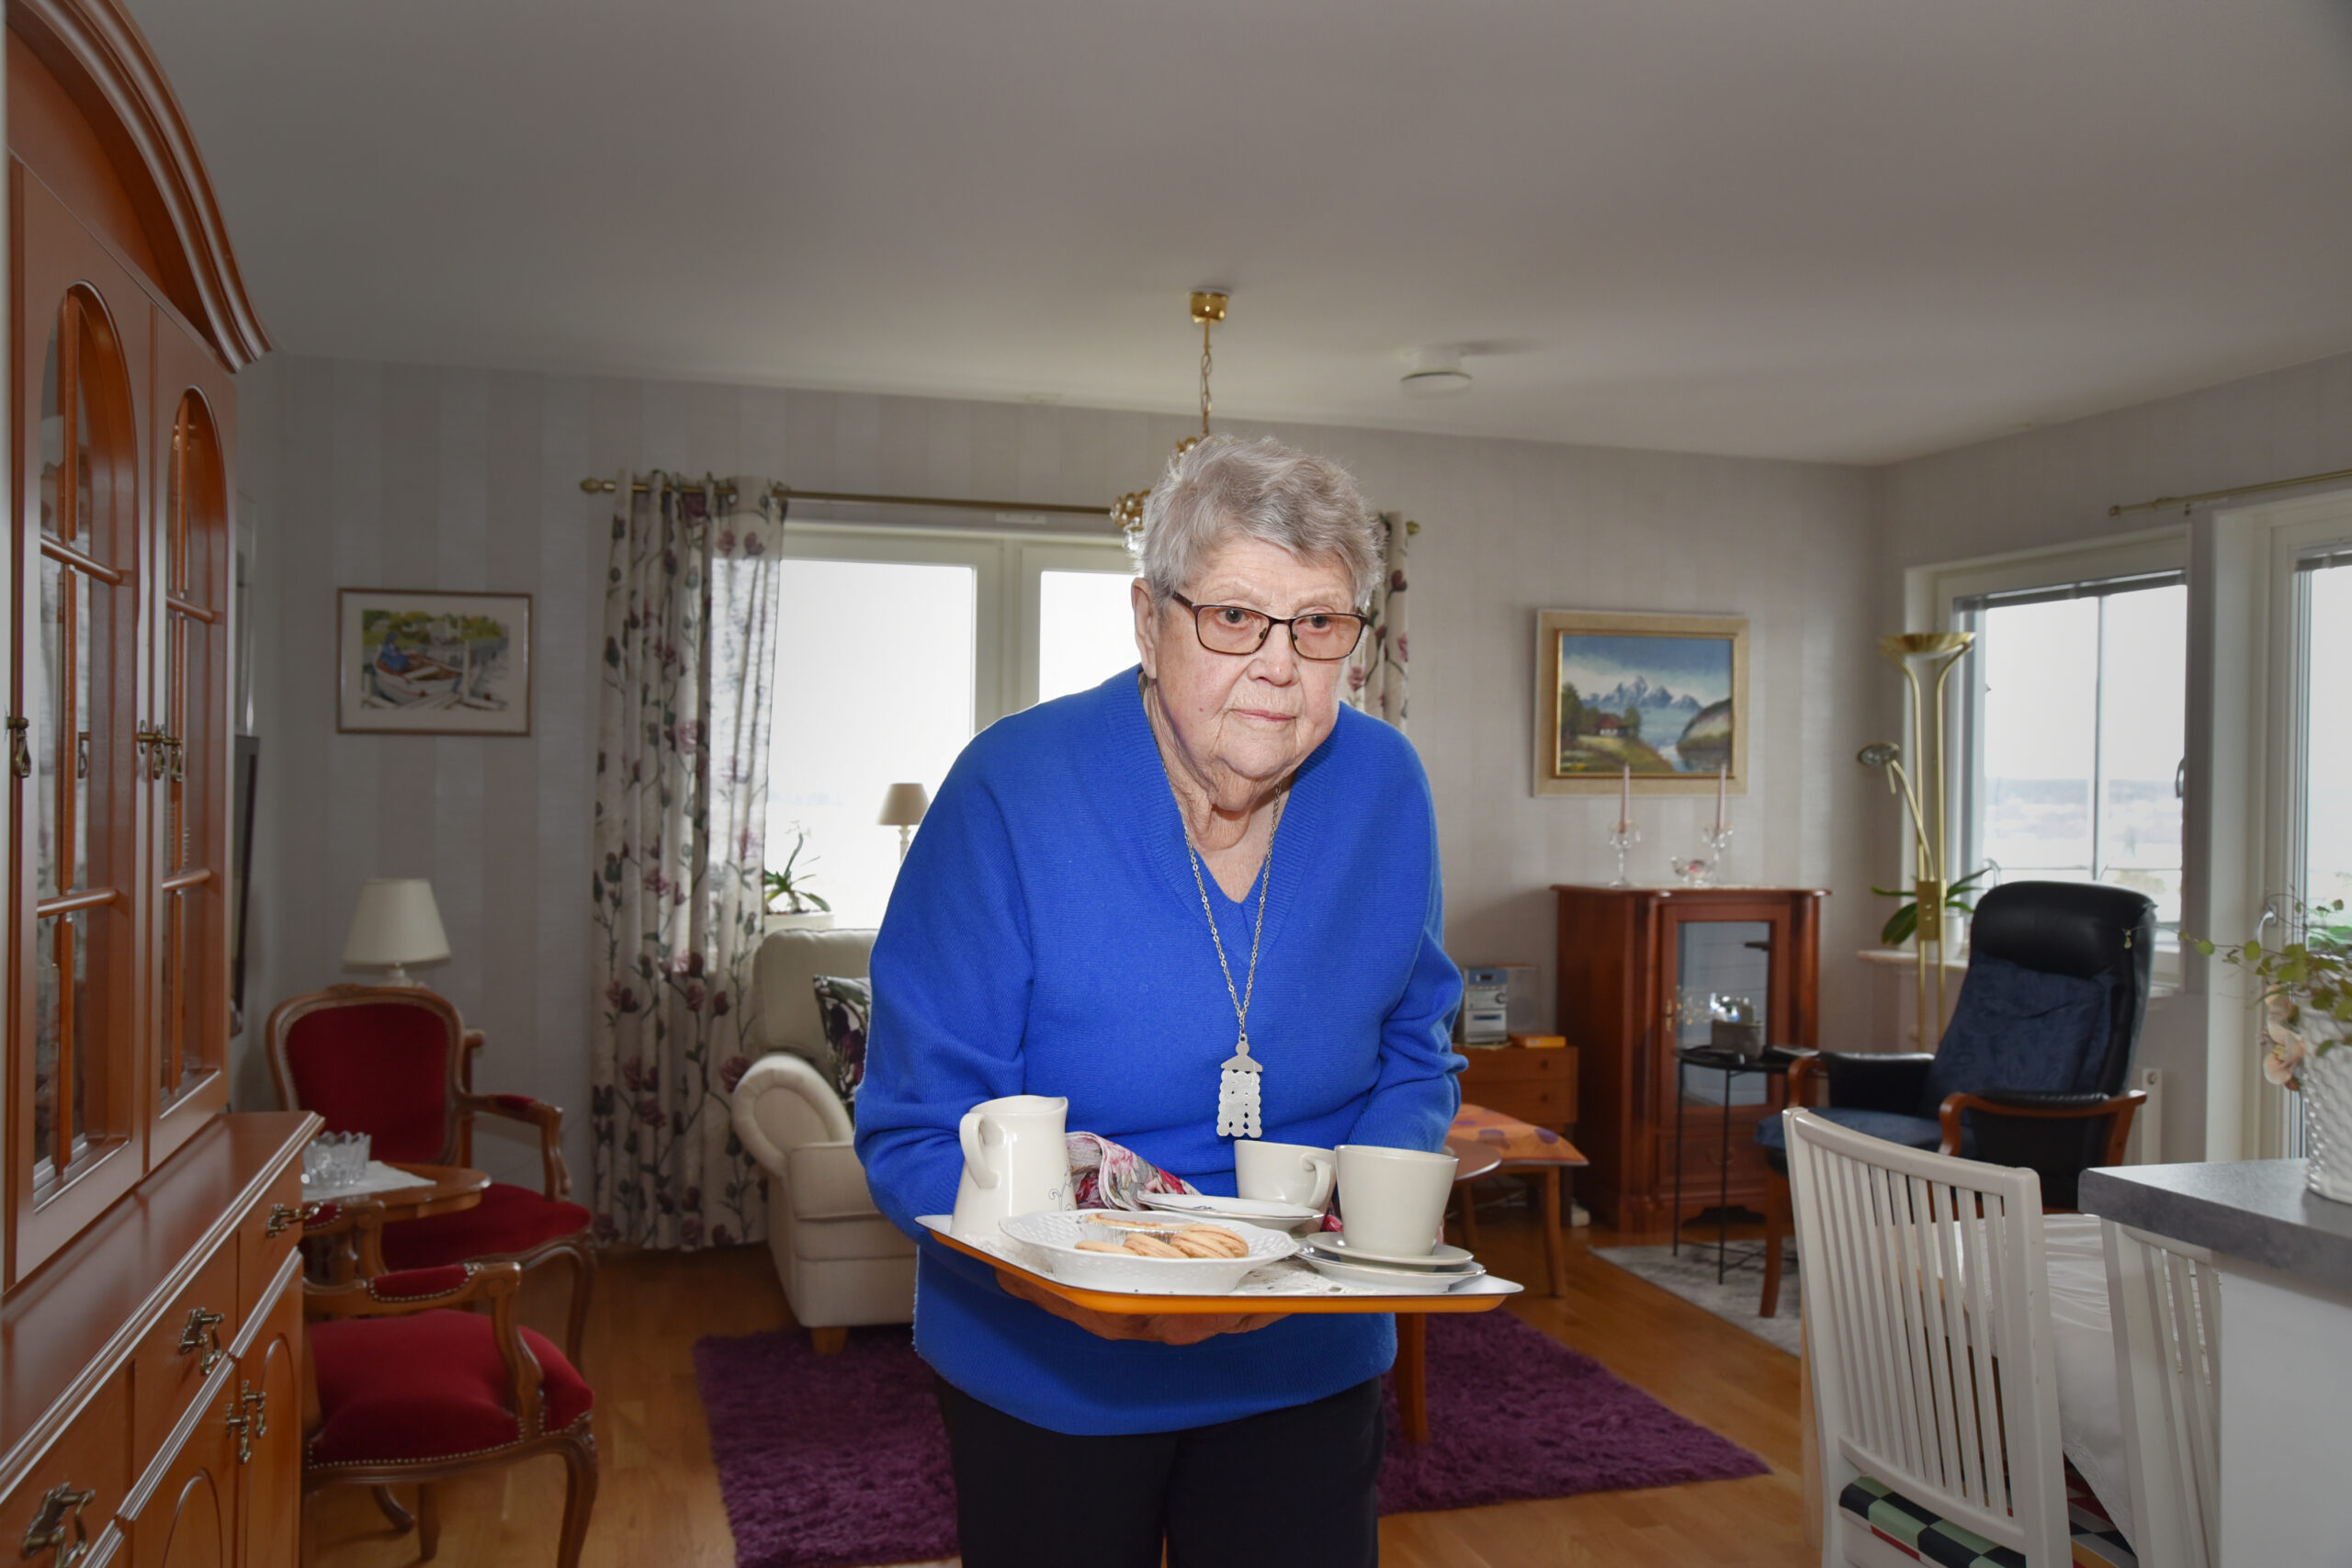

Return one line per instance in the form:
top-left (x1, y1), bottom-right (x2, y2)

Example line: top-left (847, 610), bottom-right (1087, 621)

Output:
top-left (933, 1374), bottom-right (1385, 1568)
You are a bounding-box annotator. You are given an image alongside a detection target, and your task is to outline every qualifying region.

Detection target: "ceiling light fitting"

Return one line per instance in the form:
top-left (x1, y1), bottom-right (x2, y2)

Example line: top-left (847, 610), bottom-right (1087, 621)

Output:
top-left (1112, 290), bottom-right (1228, 543)
top-left (1399, 346), bottom-right (1471, 399)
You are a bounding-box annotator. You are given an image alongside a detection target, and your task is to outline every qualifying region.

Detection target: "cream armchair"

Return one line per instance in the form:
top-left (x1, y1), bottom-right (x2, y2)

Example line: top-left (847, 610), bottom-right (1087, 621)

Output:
top-left (728, 927), bottom-right (915, 1351)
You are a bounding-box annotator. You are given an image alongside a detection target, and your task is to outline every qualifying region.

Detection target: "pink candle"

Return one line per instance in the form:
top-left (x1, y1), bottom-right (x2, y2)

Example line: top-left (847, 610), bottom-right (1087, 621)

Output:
top-left (1619, 763), bottom-right (1631, 830)
top-left (1715, 764), bottom-right (1727, 834)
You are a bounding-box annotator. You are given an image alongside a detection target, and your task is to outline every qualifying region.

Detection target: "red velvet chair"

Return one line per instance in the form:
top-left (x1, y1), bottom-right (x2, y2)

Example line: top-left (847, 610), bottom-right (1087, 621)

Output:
top-left (303, 1201), bottom-right (598, 1566)
top-left (267, 984), bottom-right (597, 1364)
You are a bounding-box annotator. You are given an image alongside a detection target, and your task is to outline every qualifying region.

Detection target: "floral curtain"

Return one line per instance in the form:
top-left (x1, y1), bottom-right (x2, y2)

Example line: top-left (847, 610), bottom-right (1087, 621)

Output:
top-left (590, 472), bottom-right (786, 1248)
top-left (1345, 511), bottom-right (1411, 729)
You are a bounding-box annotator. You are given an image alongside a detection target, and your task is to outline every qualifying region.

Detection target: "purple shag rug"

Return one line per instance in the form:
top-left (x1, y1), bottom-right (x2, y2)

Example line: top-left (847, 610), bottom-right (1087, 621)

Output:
top-left (692, 1311), bottom-right (1766, 1568)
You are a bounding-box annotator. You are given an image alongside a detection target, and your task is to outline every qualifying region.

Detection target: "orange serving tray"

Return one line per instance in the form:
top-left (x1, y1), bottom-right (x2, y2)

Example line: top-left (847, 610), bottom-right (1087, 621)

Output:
top-left (919, 1220), bottom-right (1520, 1315)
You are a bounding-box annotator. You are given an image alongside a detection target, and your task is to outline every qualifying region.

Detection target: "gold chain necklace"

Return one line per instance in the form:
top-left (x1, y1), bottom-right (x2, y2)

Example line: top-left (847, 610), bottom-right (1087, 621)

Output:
top-left (1182, 803), bottom-right (1281, 1140)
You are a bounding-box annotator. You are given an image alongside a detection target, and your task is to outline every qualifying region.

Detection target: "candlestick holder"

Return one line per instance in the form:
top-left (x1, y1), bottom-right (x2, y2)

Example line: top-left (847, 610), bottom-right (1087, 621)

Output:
top-left (1606, 820), bottom-right (1641, 888)
top-left (1701, 824), bottom-right (1733, 884)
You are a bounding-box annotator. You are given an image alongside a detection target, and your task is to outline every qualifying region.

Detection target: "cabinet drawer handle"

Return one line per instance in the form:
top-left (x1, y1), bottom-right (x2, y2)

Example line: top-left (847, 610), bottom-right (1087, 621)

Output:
top-left (6, 717), bottom-right (28, 781)
top-left (20, 1483), bottom-right (96, 1566)
top-left (264, 1201), bottom-right (310, 1237)
top-left (223, 1382), bottom-right (266, 1465)
top-left (177, 1306), bottom-right (226, 1374)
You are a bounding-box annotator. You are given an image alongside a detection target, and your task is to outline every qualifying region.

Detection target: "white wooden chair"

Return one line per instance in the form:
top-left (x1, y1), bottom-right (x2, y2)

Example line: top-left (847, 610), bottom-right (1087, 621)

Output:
top-left (1784, 1108), bottom-right (2074, 1567)
top-left (2100, 1220), bottom-right (2220, 1568)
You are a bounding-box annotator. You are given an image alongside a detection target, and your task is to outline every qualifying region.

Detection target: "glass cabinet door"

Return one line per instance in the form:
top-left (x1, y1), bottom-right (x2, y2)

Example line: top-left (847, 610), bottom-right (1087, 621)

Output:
top-left (1673, 919), bottom-right (1774, 1109)
top-left (155, 389), bottom-right (229, 1124)
top-left (23, 284), bottom-right (140, 1201)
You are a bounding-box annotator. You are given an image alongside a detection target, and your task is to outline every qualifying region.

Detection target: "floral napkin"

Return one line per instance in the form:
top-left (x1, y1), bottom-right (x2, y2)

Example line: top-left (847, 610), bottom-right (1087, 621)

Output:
top-left (1065, 1133), bottom-right (1200, 1210)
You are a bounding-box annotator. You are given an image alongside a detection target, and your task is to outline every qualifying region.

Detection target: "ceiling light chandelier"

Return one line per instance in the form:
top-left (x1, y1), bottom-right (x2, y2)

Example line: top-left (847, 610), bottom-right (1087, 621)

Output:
top-left (1113, 289), bottom-right (1227, 544)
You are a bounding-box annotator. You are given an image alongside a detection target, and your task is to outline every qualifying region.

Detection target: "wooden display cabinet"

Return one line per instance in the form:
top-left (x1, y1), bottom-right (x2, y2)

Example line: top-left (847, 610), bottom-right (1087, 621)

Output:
top-left (0, 6), bottom-right (299, 1568)
top-left (1554, 885), bottom-right (1824, 1232)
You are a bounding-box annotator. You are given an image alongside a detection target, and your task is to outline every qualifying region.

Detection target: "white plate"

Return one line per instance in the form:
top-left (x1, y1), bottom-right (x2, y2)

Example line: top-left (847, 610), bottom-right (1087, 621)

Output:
top-left (1000, 1210), bottom-right (1296, 1295)
top-left (1140, 1191), bottom-right (1327, 1234)
top-left (1302, 1233), bottom-right (1476, 1269)
top-left (1300, 1253), bottom-right (1489, 1294)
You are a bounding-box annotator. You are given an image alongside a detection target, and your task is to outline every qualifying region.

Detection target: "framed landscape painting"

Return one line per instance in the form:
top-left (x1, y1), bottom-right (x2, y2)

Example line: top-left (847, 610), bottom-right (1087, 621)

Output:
top-left (337, 589), bottom-right (532, 735)
top-left (1535, 609), bottom-right (1747, 796)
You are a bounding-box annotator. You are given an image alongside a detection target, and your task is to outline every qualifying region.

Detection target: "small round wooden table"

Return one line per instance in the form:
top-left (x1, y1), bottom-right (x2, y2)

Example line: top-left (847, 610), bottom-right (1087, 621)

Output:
top-left (307, 1162), bottom-right (489, 1280)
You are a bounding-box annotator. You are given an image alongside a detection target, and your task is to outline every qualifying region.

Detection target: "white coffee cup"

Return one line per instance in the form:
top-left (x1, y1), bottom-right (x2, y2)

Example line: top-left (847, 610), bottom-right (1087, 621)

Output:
top-left (1235, 1140), bottom-right (1337, 1211)
top-left (1334, 1144), bottom-right (1458, 1258)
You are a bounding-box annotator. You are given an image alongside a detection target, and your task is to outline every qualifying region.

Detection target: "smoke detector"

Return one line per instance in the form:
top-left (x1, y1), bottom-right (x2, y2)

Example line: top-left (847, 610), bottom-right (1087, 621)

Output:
top-left (1400, 346), bottom-right (1472, 399)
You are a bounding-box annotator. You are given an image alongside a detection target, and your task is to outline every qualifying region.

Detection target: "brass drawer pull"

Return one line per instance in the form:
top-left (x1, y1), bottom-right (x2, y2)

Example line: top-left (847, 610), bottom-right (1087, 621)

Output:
top-left (21, 1483), bottom-right (96, 1565)
top-left (264, 1201), bottom-right (310, 1237)
top-left (177, 1306), bottom-right (226, 1374)
top-left (6, 716), bottom-right (28, 781)
top-left (223, 1382), bottom-right (266, 1465)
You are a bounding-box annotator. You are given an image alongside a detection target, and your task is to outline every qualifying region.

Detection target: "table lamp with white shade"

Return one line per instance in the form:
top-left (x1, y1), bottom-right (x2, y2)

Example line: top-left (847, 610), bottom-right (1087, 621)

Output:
top-left (343, 878), bottom-right (451, 987)
top-left (877, 783), bottom-right (930, 862)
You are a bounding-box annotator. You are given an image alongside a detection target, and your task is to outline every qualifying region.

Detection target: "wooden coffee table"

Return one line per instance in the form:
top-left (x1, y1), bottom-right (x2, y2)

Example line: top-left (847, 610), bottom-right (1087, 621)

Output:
top-left (307, 1162), bottom-right (489, 1280)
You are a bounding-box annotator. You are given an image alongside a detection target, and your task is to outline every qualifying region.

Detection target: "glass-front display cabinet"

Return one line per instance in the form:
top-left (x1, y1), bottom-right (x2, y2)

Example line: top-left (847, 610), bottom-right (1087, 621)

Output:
top-left (1554, 884), bottom-right (1824, 1233)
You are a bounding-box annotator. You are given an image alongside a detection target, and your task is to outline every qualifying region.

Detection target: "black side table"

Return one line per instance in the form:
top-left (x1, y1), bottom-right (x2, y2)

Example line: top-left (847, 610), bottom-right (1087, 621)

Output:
top-left (1671, 1043), bottom-right (1795, 1282)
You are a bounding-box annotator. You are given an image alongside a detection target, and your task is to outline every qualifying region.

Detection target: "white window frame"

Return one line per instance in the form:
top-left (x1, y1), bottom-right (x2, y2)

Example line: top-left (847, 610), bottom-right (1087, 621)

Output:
top-left (2245, 491), bottom-right (2352, 1156)
top-left (776, 516), bottom-right (1136, 726)
top-left (1909, 528), bottom-right (2191, 984)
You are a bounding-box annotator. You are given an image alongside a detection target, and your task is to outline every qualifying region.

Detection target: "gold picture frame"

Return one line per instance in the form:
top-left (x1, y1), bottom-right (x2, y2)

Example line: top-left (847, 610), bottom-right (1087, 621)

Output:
top-left (1534, 610), bottom-right (1749, 796)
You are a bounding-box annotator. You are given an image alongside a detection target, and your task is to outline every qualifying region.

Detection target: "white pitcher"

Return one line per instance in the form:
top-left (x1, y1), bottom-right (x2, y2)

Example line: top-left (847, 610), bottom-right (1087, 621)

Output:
top-left (950, 1094), bottom-right (1072, 1244)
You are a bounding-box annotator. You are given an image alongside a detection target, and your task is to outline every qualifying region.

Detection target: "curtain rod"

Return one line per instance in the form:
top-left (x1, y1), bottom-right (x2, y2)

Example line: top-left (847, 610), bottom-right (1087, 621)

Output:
top-left (577, 474), bottom-right (1111, 520)
top-left (578, 475), bottom-right (1419, 533)
top-left (2110, 464), bottom-right (2352, 517)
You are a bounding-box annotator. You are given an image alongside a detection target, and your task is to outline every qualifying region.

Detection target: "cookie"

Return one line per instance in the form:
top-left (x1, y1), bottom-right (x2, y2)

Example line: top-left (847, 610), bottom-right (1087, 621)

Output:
top-left (1173, 1224), bottom-right (1249, 1258)
top-left (1122, 1233), bottom-right (1187, 1258)
top-left (1074, 1239), bottom-right (1128, 1254)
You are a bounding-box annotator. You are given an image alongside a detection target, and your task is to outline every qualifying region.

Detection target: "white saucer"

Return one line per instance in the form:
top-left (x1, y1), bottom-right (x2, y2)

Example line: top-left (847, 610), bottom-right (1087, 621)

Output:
top-left (1141, 1191), bottom-right (1321, 1223)
top-left (1303, 1233), bottom-right (1476, 1270)
top-left (1300, 1253), bottom-right (1488, 1294)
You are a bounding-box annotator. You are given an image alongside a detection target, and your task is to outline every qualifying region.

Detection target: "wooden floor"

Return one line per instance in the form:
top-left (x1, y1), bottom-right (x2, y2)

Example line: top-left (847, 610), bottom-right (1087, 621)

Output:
top-left (305, 1196), bottom-right (1810, 1568)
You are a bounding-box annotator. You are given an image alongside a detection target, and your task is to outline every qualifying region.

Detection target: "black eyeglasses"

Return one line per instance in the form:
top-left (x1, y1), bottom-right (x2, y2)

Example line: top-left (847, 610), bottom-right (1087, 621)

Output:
top-left (1170, 592), bottom-right (1369, 661)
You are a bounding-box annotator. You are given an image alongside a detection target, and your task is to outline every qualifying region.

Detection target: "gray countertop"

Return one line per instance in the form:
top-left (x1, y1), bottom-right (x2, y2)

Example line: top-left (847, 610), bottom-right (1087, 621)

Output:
top-left (2081, 1159), bottom-right (2352, 1295)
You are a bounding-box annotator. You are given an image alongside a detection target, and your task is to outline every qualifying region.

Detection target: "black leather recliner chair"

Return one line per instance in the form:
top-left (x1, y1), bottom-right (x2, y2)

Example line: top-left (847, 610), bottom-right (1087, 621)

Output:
top-left (1752, 879), bottom-right (2156, 1314)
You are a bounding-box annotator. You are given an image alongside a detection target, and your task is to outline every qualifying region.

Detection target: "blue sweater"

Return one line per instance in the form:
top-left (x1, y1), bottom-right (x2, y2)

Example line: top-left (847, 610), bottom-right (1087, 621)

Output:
top-left (854, 669), bottom-right (1464, 1436)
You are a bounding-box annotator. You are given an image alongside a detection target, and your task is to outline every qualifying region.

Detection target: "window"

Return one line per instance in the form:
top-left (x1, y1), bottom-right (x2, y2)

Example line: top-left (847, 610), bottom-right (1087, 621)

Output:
top-left (2294, 547), bottom-right (2352, 907)
top-left (1956, 571), bottom-right (2188, 926)
top-left (766, 525), bottom-right (1134, 926)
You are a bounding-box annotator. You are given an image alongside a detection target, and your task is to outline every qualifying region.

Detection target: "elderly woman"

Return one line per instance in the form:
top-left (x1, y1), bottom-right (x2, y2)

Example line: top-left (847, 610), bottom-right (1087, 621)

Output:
top-left (855, 434), bottom-right (1463, 1568)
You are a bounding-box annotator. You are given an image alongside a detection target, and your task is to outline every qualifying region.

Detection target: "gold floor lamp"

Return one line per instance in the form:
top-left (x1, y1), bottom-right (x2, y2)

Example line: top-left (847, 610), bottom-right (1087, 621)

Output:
top-left (1860, 631), bottom-right (1975, 1042)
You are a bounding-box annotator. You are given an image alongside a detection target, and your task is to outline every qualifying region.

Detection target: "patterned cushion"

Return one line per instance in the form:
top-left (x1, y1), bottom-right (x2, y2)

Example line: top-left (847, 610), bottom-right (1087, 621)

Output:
top-left (811, 976), bottom-right (871, 1103)
top-left (1450, 1103), bottom-right (1588, 1165)
top-left (1837, 1466), bottom-right (2136, 1567)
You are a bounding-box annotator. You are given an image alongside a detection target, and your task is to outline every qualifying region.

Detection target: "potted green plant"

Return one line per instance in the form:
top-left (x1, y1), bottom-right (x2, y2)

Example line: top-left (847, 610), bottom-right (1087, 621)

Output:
top-left (763, 827), bottom-right (833, 933)
top-left (2195, 900), bottom-right (2352, 1200)
top-left (1873, 866), bottom-right (1991, 949)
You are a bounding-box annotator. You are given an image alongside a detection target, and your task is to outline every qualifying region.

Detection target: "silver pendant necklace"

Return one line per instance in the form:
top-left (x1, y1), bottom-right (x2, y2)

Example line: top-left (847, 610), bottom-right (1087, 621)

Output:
top-left (1182, 805), bottom-right (1282, 1140)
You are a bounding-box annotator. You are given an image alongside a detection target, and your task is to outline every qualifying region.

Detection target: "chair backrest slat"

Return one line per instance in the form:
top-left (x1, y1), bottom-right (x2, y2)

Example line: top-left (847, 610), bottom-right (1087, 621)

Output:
top-left (2103, 1220), bottom-right (2221, 1568)
top-left (1787, 1109), bottom-right (2074, 1565)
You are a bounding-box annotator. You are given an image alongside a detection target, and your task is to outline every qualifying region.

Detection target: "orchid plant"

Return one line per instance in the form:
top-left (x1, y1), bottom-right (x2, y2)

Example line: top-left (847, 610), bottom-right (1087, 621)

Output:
top-left (763, 826), bottom-right (830, 916)
top-left (2193, 899), bottom-right (2351, 1090)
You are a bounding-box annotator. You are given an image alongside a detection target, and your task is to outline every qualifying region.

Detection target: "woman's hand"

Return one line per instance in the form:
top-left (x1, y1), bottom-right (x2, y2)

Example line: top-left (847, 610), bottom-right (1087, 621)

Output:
top-left (994, 1268), bottom-right (1289, 1346)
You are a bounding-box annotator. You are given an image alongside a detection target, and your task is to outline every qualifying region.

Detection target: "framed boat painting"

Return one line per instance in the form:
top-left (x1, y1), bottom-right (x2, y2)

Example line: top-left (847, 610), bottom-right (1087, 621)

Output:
top-left (1535, 609), bottom-right (1747, 796)
top-left (337, 589), bottom-right (533, 735)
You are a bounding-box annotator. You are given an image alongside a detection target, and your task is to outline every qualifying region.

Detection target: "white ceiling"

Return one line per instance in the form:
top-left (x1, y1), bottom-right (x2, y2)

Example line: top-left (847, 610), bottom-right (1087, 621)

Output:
top-left (123, 0), bottom-right (2352, 465)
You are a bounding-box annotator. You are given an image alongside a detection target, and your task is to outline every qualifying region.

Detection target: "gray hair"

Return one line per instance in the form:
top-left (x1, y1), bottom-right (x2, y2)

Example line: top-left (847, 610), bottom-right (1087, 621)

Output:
top-left (1131, 434), bottom-right (1383, 609)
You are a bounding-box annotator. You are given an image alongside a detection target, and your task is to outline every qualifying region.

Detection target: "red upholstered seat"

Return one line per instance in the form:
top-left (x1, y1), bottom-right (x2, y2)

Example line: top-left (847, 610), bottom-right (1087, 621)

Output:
top-left (309, 1307), bottom-right (594, 1466)
top-left (283, 1000), bottom-right (457, 1162)
top-left (380, 1182), bottom-right (594, 1271)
